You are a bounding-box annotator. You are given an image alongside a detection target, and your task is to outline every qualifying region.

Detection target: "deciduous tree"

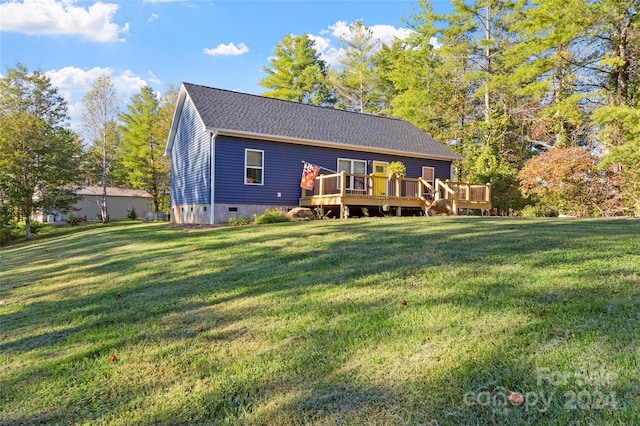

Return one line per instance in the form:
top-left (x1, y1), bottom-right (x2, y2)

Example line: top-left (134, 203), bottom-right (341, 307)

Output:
top-left (81, 75), bottom-right (120, 223)
top-left (518, 147), bottom-right (603, 216)
top-left (0, 64), bottom-right (82, 240)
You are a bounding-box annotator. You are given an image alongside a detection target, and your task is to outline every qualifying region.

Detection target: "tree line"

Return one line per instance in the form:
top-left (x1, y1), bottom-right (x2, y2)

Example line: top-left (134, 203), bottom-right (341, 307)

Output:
top-left (1, 0), bottom-right (637, 243)
top-left (0, 64), bottom-right (176, 242)
top-left (259, 0), bottom-right (639, 217)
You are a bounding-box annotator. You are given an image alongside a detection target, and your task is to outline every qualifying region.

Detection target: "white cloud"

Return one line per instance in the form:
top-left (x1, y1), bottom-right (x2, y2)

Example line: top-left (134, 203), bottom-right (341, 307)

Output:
top-left (0, 0), bottom-right (128, 42)
top-left (45, 66), bottom-right (150, 132)
top-left (327, 20), bottom-right (412, 46)
top-left (203, 42), bottom-right (249, 57)
top-left (147, 71), bottom-right (162, 85)
top-left (46, 66), bottom-right (114, 98)
top-left (327, 21), bottom-right (350, 40)
top-left (368, 24), bottom-right (412, 46)
top-left (148, 13), bottom-right (159, 23)
top-left (308, 34), bottom-right (343, 67)
top-left (312, 21), bottom-right (413, 68)
top-left (113, 70), bottom-right (149, 98)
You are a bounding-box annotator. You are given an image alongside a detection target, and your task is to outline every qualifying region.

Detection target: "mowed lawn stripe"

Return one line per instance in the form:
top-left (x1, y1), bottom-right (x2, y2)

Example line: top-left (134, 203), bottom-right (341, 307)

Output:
top-left (1, 218), bottom-right (639, 425)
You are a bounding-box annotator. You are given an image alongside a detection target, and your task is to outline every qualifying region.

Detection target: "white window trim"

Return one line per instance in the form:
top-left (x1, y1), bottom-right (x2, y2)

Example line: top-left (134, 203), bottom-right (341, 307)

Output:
top-left (422, 166), bottom-right (435, 186)
top-left (337, 158), bottom-right (367, 190)
top-left (245, 148), bottom-right (264, 186)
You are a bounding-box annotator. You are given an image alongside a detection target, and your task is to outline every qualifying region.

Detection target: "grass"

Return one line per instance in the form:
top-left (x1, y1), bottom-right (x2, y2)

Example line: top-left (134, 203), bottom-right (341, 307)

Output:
top-left (1, 217), bottom-right (639, 425)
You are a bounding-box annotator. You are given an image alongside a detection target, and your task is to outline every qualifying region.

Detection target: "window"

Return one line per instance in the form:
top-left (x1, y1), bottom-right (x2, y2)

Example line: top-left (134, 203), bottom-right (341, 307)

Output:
top-left (245, 149), bottom-right (264, 185)
top-left (338, 158), bottom-right (367, 192)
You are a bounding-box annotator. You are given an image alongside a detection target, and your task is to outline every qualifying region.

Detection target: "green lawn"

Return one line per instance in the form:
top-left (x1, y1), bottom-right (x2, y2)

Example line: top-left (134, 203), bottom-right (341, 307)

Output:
top-left (1, 217), bottom-right (639, 425)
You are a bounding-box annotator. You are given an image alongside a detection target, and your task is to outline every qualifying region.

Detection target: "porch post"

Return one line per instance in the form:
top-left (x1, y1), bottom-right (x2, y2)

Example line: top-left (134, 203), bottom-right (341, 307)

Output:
top-left (340, 172), bottom-right (346, 219)
top-left (447, 179), bottom-right (458, 215)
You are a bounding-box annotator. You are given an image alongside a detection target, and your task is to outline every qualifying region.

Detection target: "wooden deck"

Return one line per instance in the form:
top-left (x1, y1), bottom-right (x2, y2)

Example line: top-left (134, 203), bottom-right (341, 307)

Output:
top-left (299, 172), bottom-right (491, 218)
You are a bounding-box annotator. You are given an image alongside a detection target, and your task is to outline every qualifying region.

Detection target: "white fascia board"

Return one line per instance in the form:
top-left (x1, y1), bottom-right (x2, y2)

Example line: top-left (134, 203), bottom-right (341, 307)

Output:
top-left (208, 127), bottom-right (460, 162)
top-left (164, 84), bottom-right (188, 157)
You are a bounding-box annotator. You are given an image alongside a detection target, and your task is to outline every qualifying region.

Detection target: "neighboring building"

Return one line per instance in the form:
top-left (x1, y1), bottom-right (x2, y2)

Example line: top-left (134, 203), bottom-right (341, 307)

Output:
top-left (36, 186), bottom-right (154, 222)
top-left (165, 83), bottom-right (469, 225)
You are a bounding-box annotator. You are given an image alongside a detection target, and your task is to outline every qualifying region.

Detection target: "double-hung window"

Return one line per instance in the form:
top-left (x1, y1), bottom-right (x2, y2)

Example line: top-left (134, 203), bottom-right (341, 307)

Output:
top-left (245, 149), bottom-right (264, 185)
top-left (338, 158), bottom-right (367, 192)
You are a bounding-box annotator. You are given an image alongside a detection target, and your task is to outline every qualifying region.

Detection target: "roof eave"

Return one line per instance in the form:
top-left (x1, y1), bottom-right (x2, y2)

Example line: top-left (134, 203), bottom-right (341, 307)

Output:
top-left (164, 84), bottom-right (187, 157)
top-left (209, 127), bottom-right (460, 162)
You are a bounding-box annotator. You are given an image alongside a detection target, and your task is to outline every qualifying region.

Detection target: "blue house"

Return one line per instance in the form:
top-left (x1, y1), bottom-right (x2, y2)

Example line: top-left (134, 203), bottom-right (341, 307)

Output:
top-left (165, 83), bottom-right (487, 224)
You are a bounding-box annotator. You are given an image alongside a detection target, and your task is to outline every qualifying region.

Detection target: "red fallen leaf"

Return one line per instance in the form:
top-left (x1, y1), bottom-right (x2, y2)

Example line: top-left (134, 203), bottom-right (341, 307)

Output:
top-left (115, 292), bottom-right (124, 301)
top-left (634, 393), bottom-right (640, 399)
top-left (400, 300), bottom-right (408, 306)
top-left (507, 391), bottom-right (524, 405)
top-left (107, 354), bottom-right (117, 362)
top-left (197, 326), bottom-right (205, 333)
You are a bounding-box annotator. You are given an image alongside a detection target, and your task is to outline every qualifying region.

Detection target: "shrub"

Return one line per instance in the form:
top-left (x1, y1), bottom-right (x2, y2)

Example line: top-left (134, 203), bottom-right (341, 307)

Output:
top-left (128, 208), bottom-right (137, 220)
top-left (521, 204), bottom-right (559, 217)
top-left (19, 221), bottom-right (45, 235)
top-left (0, 203), bottom-right (17, 246)
top-left (65, 214), bottom-right (82, 226)
top-left (229, 216), bottom-right (250, 226)
top-left (254, 209), bottom-right (289, 224)
top-left (313, 207), bottom-right (332, 220)
top-left (0, 227), bottom-right (15, 246)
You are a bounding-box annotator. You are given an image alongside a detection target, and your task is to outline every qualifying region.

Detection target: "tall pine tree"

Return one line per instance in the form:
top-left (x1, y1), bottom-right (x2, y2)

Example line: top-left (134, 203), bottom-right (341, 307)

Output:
top-left (259, 34), bottom-right (333, 105)
top-left (119, 86), bottom-right (169, 213)
top-left (329, 21), bottom-right (381, 113)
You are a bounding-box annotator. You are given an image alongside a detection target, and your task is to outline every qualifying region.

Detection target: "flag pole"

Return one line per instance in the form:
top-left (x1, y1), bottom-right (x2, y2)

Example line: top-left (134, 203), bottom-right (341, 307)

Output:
top-left (301, 160), bottom-right (336, 173)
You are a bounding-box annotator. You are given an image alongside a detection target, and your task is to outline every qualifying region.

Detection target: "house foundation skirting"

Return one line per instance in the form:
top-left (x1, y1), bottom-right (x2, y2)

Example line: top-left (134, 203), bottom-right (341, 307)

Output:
top-left (171, 204), bottom-right (210, 224)
top-left (214, 203), bottom-right (296, 224)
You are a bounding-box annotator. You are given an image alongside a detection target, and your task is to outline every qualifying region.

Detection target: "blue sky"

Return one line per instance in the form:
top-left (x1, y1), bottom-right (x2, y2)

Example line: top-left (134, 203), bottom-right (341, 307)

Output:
top-left (0, 0), bottom-right (453, 130)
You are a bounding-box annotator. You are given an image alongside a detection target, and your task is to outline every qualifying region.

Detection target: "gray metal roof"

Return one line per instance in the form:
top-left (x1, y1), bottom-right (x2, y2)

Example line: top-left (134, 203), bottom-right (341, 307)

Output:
top-left (180, 82), bottom-right (460, 161)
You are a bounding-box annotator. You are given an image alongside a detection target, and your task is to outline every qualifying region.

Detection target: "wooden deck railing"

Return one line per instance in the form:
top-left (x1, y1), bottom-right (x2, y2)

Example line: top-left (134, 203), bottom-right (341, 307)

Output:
top-left (302, 172), bottom-right (491, 215)
top-left (425, 179), bottom-right (492, 211)
top-left (310, 172), bottom-right (435, 198)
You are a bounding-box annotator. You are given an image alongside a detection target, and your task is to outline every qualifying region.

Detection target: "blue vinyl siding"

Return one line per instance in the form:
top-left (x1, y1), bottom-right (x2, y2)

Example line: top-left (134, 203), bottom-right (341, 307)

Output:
top-left (170, 98), bottom-right (211, 206)
top-left (214, 135), bottom-right (452, 206)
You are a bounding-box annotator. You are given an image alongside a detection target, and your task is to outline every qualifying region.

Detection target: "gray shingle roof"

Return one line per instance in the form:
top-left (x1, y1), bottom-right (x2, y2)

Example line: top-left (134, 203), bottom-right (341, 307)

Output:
top-left (182, 82), bottom-right (460, 161)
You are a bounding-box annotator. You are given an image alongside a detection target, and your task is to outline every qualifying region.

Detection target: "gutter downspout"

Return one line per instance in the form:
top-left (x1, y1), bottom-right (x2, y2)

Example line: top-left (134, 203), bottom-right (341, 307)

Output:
top-left (210, 131), bottom-right (218, 225)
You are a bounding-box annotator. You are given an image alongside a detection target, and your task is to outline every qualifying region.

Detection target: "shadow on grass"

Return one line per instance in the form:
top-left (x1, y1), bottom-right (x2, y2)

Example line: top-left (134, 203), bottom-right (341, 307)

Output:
top-left (1, 218), bottom-right (639, 424)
